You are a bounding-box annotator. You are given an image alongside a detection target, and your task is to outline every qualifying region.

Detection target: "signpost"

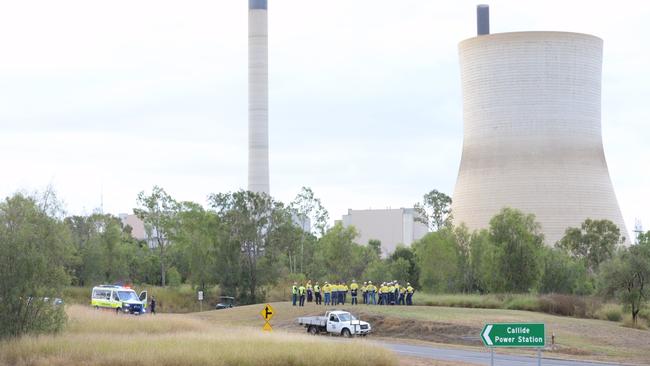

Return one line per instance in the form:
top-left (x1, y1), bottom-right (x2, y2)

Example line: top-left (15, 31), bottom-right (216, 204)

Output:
top-left (198, 291), bottom-right (204, 312)
top-left (481, 323), bottom-right (545, 366)
top-left (260, 304), bottom-right (274, 331)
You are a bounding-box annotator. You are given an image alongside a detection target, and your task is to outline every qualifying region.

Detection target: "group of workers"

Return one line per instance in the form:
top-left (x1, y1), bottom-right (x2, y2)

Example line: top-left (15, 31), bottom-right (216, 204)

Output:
top-left (291, 280), bottom-right (415, 306)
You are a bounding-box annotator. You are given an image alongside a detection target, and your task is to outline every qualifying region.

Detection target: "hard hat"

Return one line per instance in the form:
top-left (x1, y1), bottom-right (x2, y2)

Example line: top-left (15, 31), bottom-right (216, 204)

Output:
top-left (407, 282), bottom-right (411, 285)
top-left (368, 281), bottom-right (372, 284)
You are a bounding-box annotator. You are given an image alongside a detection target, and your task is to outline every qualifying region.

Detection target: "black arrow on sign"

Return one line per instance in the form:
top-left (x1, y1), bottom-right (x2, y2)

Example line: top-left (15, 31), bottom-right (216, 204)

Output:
top-left (264, 306), bottom-right (273, 319)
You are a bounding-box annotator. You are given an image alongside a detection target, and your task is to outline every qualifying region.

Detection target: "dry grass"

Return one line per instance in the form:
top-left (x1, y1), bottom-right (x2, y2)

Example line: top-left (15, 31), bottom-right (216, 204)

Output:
top-left (0, 305), bottom-right (396, 366)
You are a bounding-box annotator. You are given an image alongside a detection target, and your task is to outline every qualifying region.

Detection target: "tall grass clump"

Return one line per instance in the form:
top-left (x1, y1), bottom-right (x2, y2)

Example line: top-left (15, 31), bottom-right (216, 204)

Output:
top-left (503, 294), bottom-right (541, 312)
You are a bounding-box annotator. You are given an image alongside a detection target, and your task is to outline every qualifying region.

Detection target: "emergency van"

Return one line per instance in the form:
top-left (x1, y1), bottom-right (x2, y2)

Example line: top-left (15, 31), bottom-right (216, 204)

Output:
top-left (91, 285), bottom-right (148, 314)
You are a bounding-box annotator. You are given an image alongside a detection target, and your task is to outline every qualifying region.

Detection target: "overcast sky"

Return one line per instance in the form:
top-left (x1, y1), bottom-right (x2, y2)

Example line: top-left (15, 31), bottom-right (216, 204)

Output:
top-left (0, 0), bottom-right (648, 239)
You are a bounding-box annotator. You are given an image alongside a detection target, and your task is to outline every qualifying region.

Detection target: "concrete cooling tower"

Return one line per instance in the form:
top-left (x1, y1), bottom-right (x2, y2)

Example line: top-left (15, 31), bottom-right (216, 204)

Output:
top-left (451, 7), bottom-right (628, 245)
top-left (248, 0), bottom-right (270, 194)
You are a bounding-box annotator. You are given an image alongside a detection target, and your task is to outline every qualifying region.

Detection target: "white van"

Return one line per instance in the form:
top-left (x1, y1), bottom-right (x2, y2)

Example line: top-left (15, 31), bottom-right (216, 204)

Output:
top-left (91, 285), bottom-right (147, 314)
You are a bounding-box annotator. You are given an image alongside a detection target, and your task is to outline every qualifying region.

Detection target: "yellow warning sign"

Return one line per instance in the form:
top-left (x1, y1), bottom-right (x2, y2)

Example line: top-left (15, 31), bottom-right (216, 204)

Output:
top-left (260, 304), bottom-right (274, 321)
top-left (263, 321), bottom-right (273, 331)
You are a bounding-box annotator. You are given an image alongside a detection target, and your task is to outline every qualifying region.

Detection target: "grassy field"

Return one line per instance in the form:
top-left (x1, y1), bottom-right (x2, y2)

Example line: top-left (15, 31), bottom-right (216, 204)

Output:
top-left (0, 305), bottom-right (397, 366)
top-left (195, 301), bottom-right (650, 365)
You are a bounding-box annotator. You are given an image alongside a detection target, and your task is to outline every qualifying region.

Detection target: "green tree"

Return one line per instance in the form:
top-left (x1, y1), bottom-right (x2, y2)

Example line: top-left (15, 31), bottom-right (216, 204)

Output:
top-left (209, 190), bottom-right (289, 303)
top-left (413, 229), bottom-right (461, 292)
top-left (557, 219), bottom-right (625, 274)
top-left (488, 208), bottom-right (545, 292)
top-left (389, 245), bottom-right (419, 286)
top-left (289, 187), bottom-right (330, 274)
top-left (0, 193), bottom-right (72, 338)
top-left (414, 189), bottom-right (452, 231)
top-left (134, 186), bottom-right (179, 286)
top-left (174, 202), bottom-right (221, 291)
top-left (311, 223), bottom-right (376, 282)
top-left (599, 240), bottom-right (650, 324)
top-left (468, 229), bottom-right (495, 293)
top-left (453, 224), bottom-right (473, 292)
top-left (368, 239), bottom-right (382, 257)
top-left (362, 260), bottom-right (391, 284)
top-left (539, 247), bottom-right (590, 294)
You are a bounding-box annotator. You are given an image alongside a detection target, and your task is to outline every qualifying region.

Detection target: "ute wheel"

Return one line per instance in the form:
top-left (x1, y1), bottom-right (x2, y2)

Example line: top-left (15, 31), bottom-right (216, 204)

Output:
top-left (308, 326), bottom-right (318, 335)
top-left (341, 328), bottom-right (352, 338)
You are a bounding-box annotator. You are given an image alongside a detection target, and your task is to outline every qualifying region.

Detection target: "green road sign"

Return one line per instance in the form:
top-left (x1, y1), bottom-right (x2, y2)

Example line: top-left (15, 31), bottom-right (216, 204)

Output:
top-left (481, 323), bottom-right (545, 347)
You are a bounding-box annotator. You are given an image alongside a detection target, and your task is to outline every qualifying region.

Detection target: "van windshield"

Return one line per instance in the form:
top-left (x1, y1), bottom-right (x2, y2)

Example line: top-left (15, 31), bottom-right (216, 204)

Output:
top-left (118, 291), bottom-right (139, 301)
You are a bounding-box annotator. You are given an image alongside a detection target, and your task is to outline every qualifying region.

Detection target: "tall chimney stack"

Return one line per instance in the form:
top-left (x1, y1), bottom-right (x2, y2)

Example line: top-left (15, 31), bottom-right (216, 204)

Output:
top-left (477, 4), bottom-right (490, 35)
top-left (248, 0), bottom-right (270, 195)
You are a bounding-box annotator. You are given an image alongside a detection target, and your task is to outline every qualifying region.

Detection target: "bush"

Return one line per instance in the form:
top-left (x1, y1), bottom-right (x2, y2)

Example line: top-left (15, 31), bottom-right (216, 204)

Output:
top-left (595, 303), bottom-right (622, 321)
top-left (538, 294), bottom-right (587, 317)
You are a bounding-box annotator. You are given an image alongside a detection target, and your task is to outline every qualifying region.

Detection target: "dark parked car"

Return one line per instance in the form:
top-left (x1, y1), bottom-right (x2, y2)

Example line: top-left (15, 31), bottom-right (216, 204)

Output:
top-left (215, 296), bottom-right (235, 310)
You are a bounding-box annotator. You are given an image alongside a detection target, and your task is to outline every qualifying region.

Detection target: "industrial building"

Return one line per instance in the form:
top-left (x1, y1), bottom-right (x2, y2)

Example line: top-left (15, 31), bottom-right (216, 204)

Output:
top-left (451, 6), bottom-right (628, 245)
top-left (248, 0), bottom-right (270, 194)
top-left (339, 208), bottom-right (429, 256)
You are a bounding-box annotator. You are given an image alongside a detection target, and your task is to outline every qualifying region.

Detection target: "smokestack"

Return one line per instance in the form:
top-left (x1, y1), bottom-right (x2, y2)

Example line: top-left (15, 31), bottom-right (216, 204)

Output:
top-left (477, 4), bottom-right (489, 35)
top-left (248, 0), bottom-right (270, 194)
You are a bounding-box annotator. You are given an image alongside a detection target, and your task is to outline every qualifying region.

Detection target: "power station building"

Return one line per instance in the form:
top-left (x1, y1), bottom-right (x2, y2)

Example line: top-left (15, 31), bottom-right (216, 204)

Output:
top-left (339, 208), bottom-right (429, 256)
top-left (451, 6), bottom-right (628, 245)
top-left (248, 0), bottom-right (270, 194)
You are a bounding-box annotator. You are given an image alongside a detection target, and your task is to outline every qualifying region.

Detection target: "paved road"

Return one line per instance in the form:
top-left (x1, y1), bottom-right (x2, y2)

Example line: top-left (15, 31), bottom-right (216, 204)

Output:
top-left (378, 341), bottom-right (627, 366)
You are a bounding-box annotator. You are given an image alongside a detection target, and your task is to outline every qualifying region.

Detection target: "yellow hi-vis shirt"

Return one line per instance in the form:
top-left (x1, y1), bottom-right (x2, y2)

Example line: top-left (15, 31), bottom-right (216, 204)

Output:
top-left (367, 285), bottom-right (376, 292)
top-left (350, 283), bottom-right (359, 291)
top-left (343, 285), bottom-right (349, 293)
top-left (292, 286), bottom-right (298, 295)
top-left (298, 286), bottom-right (306, 295)
top-left (406, 286), bottom-right (414, 293)
top-left (361, 285), bottom-right (367, 293)
top-left (323, 284), bottom-right (331, 294)
top-left (388, 285), bottom-right (394, 293)
top-left (400, 286), bottom-right (406, 294)
top-left (314, 284), bottom-right (320, 293)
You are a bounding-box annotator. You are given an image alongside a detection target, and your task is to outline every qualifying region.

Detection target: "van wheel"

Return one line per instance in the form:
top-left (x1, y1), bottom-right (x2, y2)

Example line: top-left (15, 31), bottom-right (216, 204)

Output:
top-left (341, 328), bottom-right (352, 338)
top-left (308, 326), bottom-right (318, 335)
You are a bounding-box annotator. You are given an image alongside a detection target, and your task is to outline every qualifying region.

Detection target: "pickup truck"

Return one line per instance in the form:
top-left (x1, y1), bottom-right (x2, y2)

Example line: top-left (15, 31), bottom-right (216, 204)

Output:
top-left (297, 310), bottom-right (371, 337)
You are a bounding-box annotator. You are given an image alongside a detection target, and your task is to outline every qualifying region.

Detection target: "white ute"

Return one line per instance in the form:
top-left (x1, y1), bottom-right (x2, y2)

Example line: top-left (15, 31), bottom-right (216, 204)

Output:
top-left (298, 310), bottom-right (371, 337)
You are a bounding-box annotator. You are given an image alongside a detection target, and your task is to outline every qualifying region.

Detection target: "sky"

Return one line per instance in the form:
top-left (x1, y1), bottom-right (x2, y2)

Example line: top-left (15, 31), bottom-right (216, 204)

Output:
top-left (0, 0), bottom-right (648, 239)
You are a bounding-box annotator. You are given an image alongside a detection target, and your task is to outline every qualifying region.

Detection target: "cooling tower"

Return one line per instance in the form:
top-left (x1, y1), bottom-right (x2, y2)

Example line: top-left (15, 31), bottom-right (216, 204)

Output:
top-left (248, 0), bottom-right (270, 194)
top-left (451, 30), bottom-right (628, 245)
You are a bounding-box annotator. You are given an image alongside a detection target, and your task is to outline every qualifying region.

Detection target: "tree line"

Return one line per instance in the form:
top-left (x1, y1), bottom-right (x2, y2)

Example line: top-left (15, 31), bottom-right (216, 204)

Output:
top-left (1, 186), bottom-right (649, 339)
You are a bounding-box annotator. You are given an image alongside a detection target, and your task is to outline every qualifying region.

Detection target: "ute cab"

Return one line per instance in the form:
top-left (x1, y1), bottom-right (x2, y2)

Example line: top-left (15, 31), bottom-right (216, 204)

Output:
top-left (325, 311), bottom-right (371, 336)
top-left (91, 285), bottom-right (147, 314)
top-left (298, 310), bottom-right (371, 337)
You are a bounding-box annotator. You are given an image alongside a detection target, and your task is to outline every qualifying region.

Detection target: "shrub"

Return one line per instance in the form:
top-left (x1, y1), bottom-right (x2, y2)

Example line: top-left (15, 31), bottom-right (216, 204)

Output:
top-left (538, 294), bottom-right (587, 317)
top-left (595, 303), bottom-right (622, 322)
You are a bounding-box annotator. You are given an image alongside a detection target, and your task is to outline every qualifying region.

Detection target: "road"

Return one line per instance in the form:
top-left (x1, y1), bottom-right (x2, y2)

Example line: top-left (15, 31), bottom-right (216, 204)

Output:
top-left (378, 341), bottom-right (627, 366)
